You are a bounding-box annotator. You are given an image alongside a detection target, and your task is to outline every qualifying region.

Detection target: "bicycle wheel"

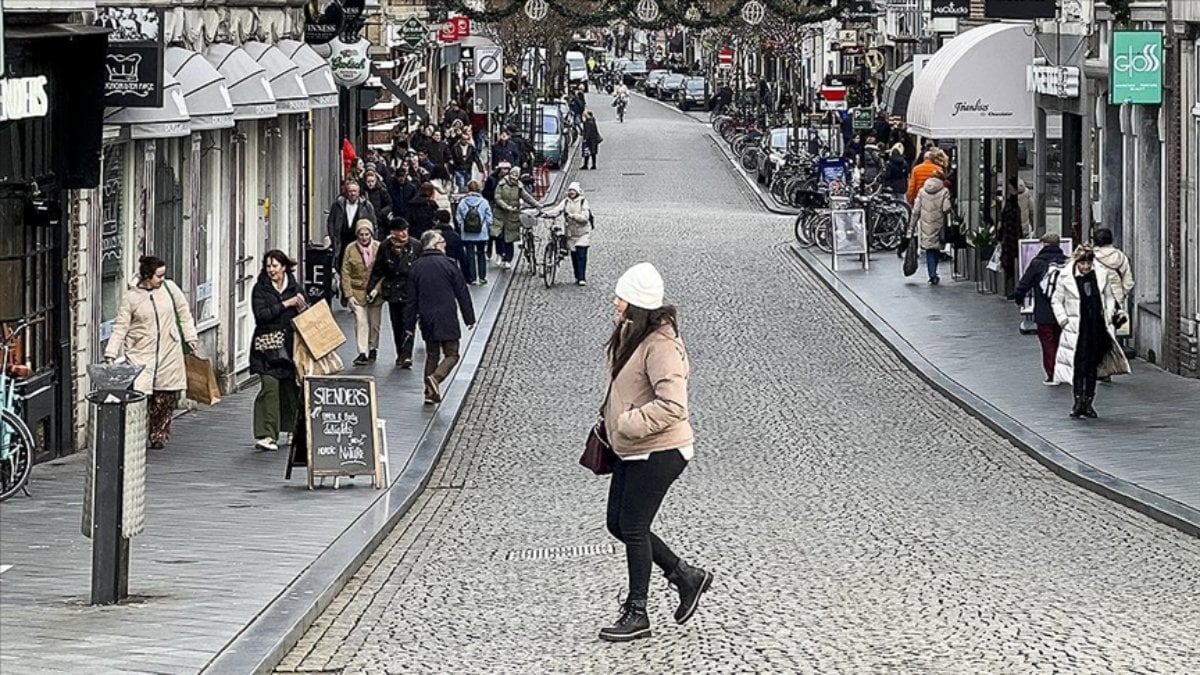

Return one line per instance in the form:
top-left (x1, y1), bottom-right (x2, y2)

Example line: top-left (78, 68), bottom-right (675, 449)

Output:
top-left (739, 148), bottom-right (758, 172)
top-left (813, 213), bottom-right (834, 253)
top-left (542, 242), bottom-right (559, 288)
top-left (794, 209), bottom-right (815, 247)
top-left (522, 232), bottom-right (538, 275)
top-left (872, 211), bottom-right (906, 250)
top-left (0, 408), bottom-right (34, 502)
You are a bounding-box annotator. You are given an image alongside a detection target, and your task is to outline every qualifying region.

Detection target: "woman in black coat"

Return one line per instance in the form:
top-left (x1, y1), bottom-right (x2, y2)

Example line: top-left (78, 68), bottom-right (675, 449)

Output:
top-left (406, 182), bottom-right (440, 241)
top-left (250, 250), bottom-right (306, 452)
top-left (882, 144), bottom-right (910, 197)
top-left (581, 111), bottom-right (602, 170)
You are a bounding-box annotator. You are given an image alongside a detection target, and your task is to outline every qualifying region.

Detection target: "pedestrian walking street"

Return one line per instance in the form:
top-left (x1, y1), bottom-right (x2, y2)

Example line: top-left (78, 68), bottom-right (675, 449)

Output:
top-left (278, 96), bottom-right (1200, 672)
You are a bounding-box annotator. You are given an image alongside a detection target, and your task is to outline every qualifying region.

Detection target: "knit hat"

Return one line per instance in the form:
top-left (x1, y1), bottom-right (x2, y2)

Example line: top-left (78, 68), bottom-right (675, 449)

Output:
top-left (567, 181), bottom-right (582, 195)
top-left (354, 219), bottom-right (374, 235)
top-left (615, 263), bottom-right (664, 311)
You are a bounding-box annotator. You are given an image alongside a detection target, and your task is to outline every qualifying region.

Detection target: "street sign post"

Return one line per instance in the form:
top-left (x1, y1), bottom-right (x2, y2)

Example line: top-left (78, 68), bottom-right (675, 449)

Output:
top-left (718, 47), bottom-right (733, 69)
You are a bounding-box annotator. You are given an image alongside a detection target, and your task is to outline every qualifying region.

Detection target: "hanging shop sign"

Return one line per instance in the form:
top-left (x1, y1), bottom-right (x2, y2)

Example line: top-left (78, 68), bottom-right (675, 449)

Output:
top-left (930, 0), bottom-right (970, 17)
top-left (1110, 31), bottom-right (1163, 105)
top-left (718, 47), bottom-right (733, 69)
top-left (984, 0), bottom-right (1056, 19)
top-left (1027, 65), bottom-right (1080, 98)
top-left (95, 7), bottom-right (164, 108)
top-left (863, 49), bottom-right (885, 73)
top-left (397, 16), bottom-right (426, 51)
top-left (0, 76), bottom-right (49, 122)
top-left (328, 37), bottom-right (371, 87)
top-left (438, 15), bottom-right (470, 43)
top-left (841, 0), bottom-right (876, 23)
top-left (340, 0), bottom-right (366, 40)
top-left (305, 0), bottom-right (345, 46)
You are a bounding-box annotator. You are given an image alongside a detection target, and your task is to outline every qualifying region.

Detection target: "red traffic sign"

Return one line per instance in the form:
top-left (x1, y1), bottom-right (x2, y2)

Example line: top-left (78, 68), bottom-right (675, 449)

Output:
top-left (718, 47), bottom-right (733, 68)
top-left (438, 16), bottom-right (470, 43)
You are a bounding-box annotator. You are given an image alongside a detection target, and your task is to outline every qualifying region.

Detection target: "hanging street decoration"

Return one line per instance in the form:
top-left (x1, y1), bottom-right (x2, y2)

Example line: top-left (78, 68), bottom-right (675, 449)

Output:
top-left (741, 0), bottom-right (766, 24)
top-left (439, 0), bottom-right (841, 30)
top-left (636, 0), bottom-right (661, 22)
top-left (524, 0), bottom-right (549, 20)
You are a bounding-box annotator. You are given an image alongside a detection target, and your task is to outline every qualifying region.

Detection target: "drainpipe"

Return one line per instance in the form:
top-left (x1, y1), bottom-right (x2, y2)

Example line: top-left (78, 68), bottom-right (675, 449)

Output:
top-left (1162, 9), bottom-right (1183, 373)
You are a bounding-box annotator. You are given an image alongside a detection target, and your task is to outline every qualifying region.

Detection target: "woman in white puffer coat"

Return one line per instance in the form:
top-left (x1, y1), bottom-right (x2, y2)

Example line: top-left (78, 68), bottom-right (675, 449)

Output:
top-left (909, 175), bottom-right (952, 284)
top-left (543, 181), bottom-right (594, 286)
top-left (1048, 245), bottom-right (1131, 419)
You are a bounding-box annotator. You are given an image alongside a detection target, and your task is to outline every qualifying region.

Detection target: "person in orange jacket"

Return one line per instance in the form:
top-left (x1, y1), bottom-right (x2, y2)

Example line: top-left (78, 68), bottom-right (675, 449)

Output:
top-left (906, 148), bottom-right (950, 204)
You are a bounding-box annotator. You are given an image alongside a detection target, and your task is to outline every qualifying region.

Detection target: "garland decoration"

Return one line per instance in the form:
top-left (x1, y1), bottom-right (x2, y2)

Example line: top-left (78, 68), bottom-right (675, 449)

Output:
top-left (440, 0), bottom-right (841, 29)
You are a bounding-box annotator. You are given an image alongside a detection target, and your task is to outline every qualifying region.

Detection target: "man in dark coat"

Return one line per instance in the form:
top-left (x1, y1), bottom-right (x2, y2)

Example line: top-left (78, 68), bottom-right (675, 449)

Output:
top-left (443, 101), bottom-right (471, 130)
top-left (491, 130), bottom-right (521, 168)
top-left (1014, 232), bottom-right (1068, 384)
top-left (367, 219), bottom-right (422, 368)
top-left (389, 168), bottom-right (419, 224)
top-left (404, 229), bottom-right (476, 404)
top-left (433, 209), bottom-right (468, 279)
top-left (325, 180), bottom-right (377, 273)
top-left (406, 182), bottom-right (440, 242)
top-left (425, 130), bottom-right (453, 174)
top-left (449, 131), bottom-right (485, 192)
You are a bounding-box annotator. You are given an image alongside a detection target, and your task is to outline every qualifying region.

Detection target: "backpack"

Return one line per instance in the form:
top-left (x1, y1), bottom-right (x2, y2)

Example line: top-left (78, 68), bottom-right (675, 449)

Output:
top-left (463, 200), bottom-right (484, 234)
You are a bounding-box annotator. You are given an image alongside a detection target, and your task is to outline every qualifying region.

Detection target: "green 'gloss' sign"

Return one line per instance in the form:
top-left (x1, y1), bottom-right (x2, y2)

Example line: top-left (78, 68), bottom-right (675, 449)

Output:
top-left (1110, 30), bottom-right (1163, 105)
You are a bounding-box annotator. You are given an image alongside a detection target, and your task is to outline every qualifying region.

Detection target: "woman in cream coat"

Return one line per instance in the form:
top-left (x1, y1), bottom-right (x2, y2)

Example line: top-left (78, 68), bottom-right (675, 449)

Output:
top-left (1048, 245), bottom-right (1131, 418)
top-left (105, 255), bottom-right (198, 448)
top-left (542, 182), bottom-right (594, 285)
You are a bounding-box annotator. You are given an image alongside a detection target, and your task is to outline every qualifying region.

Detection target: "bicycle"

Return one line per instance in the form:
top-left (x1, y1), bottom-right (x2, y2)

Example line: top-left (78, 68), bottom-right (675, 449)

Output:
top-left (540, 214), bottom-right (570, 288)
top-left (613, 96), bottom-right (628, 123)
top-left (1, 320), bottom-right (36, 502)
top-left (517, 209), bottom-right (544, 276)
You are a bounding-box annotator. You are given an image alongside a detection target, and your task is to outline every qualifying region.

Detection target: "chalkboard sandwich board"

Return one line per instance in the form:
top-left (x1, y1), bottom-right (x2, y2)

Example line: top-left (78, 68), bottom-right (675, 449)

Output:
top-left (303, 375), bottom-right (383, 489)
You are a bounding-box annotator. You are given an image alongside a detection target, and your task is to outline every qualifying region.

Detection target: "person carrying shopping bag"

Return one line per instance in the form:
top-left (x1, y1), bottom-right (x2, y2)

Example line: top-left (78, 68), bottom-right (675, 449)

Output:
top-left (250, 250), bottom-right (307, 451)
top-left (341, 220), bottom-right (384, 366)
top-left (104, 256), bottom-right (199, 449)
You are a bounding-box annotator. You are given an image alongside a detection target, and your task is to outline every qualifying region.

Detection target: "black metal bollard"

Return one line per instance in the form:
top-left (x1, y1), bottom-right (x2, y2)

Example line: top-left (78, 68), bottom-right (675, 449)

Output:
top-left (83, 389), bottom-right (147, 605)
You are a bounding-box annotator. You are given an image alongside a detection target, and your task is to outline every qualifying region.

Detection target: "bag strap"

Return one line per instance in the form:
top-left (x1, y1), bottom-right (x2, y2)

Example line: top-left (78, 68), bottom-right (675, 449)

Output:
top-left (164, 281), bottom-right (192, 355)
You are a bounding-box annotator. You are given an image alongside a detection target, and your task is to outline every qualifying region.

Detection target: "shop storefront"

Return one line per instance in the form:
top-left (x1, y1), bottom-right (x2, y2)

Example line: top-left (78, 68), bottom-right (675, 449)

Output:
top-left (906, 23), bottom-right (1035, 288)
top-left (1, 22), bottom-right (108, 460)
top-left (279, 39), bottom-right (340, 244)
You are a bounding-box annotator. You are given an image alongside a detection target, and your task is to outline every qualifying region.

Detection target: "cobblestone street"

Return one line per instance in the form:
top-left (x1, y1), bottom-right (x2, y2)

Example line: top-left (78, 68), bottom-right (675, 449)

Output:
top-left (278, 96), bottom-right (1200, 673)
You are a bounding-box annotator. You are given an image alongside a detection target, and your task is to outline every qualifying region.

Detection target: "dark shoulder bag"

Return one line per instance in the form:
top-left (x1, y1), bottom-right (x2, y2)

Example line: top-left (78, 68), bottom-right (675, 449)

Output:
top-left (579, 381), bottom-right (616, 475)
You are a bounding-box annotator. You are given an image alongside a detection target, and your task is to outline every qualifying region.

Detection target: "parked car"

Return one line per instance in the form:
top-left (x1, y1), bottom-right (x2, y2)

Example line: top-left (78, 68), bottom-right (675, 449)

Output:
top-left (510, 104), bottom-right (570, 168)
top-left (755, 127), bottom-right (834, 184)
top-left (642, 69), bottom-right (670, 96)
top-left (657, 73), bottom-right (686, 101)
top-left (675, 77), bottom-right (708, 110)
top-left (621, 60), bottom-right (649, 85)
top-left (566, 50), bottom-right (589, 91)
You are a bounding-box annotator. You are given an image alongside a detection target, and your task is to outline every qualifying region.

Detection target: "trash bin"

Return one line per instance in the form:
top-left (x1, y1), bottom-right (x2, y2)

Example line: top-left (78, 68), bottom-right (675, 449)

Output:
top-left (82, 363), bottom-right (147, 605)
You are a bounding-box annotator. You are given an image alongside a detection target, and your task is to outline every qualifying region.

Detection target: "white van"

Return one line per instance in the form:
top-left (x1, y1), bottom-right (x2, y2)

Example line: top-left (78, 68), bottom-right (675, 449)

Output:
top-left (565, 50), bottom-right (588, 91)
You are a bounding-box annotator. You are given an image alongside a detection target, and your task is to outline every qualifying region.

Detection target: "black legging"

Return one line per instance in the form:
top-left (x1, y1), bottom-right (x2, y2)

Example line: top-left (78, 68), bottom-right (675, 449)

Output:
top-left (606, 450), bottom-right (685, 603)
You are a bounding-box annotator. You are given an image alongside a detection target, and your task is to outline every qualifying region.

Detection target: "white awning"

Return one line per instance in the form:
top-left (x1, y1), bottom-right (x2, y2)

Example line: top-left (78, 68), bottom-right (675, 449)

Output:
top-left (907, 23), bottom-right (1034, 139)
top-left (104, 71), bottom-right (191, 139)
top-left (204, 43), bottom-right (277, 120)
top-left (243, 41), bottom-right (310, 114)
top-left (278, 39), bottom-right (339, 110)
top-left (165, 47), bottom-right (235, 131)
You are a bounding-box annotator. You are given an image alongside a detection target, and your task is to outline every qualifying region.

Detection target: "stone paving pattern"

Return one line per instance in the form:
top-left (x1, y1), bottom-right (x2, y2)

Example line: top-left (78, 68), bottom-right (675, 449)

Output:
top-left (0, 282), bottom-right (508, 675)
top-left (279, 96), bottom-right (1200, 673)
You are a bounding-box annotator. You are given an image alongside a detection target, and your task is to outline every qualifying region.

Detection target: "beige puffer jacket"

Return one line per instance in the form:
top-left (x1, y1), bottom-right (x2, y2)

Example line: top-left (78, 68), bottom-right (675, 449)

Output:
top-left (909, 177), bottom-right (952, 251)
top-left (604, 324), bottom-right (693, 458)
top-left (104, 280), bottom-right (198, 394)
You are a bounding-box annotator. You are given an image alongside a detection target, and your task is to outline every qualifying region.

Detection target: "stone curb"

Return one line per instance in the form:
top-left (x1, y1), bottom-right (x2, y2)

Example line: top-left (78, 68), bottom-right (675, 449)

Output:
top-left (785, 243), bottom-right (1200, 539)
top-left (708, 113), bottom-right (1199, 538)
top-left (200, 157), bottom-right (580, 675)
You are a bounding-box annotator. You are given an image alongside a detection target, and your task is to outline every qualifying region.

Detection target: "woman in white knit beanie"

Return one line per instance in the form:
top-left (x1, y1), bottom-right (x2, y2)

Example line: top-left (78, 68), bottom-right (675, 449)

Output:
top-left (596, 262), bottom-right (712, 642)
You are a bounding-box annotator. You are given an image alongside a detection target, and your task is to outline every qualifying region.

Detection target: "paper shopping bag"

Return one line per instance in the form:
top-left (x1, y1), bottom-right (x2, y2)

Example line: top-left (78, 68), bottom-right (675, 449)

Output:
top-left (184, 354), bottom-right (221, 405)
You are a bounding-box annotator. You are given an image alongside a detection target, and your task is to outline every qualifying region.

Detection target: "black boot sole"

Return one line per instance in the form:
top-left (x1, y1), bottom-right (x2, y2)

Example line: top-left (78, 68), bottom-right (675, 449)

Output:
top-left (675, 570), bottom-right (714, 625)
top-left (598, 627), bottom-right (652, 642)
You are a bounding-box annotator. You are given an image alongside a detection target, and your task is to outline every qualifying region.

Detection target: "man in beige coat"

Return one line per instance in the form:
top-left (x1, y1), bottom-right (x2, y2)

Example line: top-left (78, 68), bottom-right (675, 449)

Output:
top-left (104, 255), bottom-right (198, 448)
top-left (342, 220), bottom-right (384, 365)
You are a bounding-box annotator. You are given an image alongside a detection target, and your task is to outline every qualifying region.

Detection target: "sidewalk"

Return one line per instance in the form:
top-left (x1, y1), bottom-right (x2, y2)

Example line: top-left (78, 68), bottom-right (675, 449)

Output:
top-left (789, 244), bottom-right (1200, 537)
top-left (0, 163), bottom-right (578, 674)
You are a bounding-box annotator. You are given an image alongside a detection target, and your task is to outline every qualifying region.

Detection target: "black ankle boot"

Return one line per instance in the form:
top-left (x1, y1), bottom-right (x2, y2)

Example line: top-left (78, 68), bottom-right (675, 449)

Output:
top-left (1083, 396), bottom-right (1098, 418)
top-left (598, 599), bottom-right (651, 642)
top-left (665, 561), bottom-right (713, 625)
top-left (1070, 395), bottom-right (1085, 418)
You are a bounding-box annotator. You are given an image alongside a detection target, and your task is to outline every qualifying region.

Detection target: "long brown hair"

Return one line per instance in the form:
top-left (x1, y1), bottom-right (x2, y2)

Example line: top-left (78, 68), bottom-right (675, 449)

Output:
top-left (607, 305), bottom-right (679, 378)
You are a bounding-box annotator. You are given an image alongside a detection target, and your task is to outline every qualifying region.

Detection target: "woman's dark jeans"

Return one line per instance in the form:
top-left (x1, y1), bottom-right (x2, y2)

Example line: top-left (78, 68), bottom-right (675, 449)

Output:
top-left (606, 450), bottom-right (686, 603)
top-left (570, 246), bottom-right (589, 282)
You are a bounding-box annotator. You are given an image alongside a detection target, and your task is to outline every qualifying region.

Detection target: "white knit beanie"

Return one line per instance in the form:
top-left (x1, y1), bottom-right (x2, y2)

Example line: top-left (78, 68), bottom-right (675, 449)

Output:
top-left (615, 263), bottom-right (664, 311)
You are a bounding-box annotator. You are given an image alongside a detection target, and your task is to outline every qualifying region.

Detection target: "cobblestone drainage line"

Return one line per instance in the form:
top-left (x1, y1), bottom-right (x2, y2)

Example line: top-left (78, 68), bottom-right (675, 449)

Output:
top-left (505, 544), bottom-right (617, 561)
top-left (201, 164), bottom-right (580, 675)
top-left (781, 242), bottom-right (1200, 540)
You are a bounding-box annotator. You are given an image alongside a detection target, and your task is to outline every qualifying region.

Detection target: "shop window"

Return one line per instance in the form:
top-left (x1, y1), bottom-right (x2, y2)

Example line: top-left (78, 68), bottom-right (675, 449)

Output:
top-left (153, 139), bottom-right (186, 286)
top-left (99, 144), bottom-right (129, 349)
top-left (0, 192), bottom-right (56, 373)
top-left (195, 133), bottom-right (221, 322)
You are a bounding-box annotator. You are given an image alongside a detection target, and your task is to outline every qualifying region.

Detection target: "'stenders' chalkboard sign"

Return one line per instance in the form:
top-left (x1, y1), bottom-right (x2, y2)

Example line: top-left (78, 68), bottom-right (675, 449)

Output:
top-left (304, 375), bottom-right (382, 489)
